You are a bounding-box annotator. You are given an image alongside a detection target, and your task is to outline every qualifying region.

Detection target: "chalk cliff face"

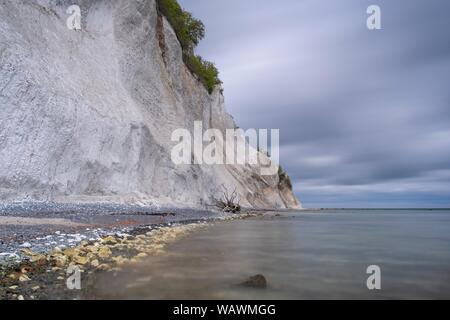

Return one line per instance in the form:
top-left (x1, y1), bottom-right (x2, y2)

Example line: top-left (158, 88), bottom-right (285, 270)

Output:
top-left (0, 0), bottom-right (301, 210)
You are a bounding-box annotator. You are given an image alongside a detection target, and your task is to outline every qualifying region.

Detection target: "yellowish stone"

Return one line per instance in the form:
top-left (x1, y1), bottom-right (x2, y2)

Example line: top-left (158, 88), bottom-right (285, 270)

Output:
top-left (97, 264), bottom-right (110, 271)
top-left (19, 274), bottom-right (31, 282)
top-left (91, 259), bottom-right (100, 267)
top-left (52, 255), bottom-right (68, 267)
top-left (20, 248), bottom-right (36, 256)
top-left (73, 256), bottom-right (89, 265)
top-left (102, 236), bottom-right (117, 244)
top-left (30, 254), bottom-right (46, 263)
top-left (98, 246), bottom-right (112, 259)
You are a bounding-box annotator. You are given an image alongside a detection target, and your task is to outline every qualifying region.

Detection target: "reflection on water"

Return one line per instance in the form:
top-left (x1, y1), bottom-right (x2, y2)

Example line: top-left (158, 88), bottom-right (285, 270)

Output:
top-left (90, 210), bottom-right (450, 299)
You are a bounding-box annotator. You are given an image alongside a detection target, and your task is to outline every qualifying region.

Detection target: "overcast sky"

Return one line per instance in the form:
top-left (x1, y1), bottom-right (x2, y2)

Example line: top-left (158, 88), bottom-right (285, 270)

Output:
top-left (179, 0), bottom-right (450, 208)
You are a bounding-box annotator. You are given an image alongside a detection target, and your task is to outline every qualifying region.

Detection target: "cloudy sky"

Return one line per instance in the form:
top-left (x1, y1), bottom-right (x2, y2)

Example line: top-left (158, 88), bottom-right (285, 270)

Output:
top-left (179, 0), bottom-right (450, 208)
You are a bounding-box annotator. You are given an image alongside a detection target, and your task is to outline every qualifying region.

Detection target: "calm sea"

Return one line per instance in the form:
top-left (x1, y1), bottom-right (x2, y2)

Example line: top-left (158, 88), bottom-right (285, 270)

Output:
top-left (91, 209), bottom-right (450, 299)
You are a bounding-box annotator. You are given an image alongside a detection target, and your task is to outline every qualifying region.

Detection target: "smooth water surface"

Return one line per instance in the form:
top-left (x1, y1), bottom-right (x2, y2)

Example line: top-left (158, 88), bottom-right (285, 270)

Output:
top-left (91, 210), bottom-right (450, 299)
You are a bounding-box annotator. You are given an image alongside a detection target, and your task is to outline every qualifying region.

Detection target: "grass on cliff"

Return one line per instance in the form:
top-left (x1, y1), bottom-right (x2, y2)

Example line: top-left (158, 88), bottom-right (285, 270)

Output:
top-left (157, 0), bottom-right (222, 94)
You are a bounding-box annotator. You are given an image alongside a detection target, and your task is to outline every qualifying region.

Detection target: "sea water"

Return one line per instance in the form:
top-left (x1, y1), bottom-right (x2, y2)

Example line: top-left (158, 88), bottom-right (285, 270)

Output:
top-left (91, 210), bottom-right (450, 299)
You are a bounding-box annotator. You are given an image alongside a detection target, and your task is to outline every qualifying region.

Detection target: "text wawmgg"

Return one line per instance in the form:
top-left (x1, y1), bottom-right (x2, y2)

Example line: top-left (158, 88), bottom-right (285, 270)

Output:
top-left (216, 304), bottom-right (276, 316)
top-left (173, 304), bottom-right (276, 317)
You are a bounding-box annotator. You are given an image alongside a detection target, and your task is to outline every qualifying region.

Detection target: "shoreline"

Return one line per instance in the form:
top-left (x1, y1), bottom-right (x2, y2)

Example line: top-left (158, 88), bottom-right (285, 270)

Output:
top-left (0, 209), bottom-right (266, 300)
top-left (0, 200), bottom-right (291, 261)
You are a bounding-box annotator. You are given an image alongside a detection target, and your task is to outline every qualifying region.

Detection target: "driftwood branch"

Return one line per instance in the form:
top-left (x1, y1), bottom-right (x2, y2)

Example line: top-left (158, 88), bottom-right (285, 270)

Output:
top-left (214, 186), bottom-right (241, 214)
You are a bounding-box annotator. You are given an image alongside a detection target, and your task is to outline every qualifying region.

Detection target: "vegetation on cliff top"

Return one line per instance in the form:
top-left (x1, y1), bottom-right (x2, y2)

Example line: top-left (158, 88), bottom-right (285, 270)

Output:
top-left (278, 165), bottom-right (293, 190)
top-left (157, 0), bottom-right (222, 94)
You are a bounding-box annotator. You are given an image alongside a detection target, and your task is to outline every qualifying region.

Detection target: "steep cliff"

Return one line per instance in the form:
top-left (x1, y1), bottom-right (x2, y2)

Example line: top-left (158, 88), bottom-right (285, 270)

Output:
top-left (0, 0), bottom-right (301, 210)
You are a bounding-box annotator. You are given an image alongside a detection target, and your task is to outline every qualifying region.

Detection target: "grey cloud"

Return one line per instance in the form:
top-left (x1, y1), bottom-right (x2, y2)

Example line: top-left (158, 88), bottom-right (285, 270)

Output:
top-left (180, 0), bottom-right (450, 207)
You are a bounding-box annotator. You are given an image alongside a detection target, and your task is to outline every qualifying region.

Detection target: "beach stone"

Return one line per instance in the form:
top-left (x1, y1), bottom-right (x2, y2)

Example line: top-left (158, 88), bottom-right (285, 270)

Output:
top-left (97, 264), bottom-right (111, 271)
top-left (52, 255), bottom-right (68, 268)
top-left (20, 248), bottom-right (36, 257)
top-left (86, 246), bottom-right (99, 254)
top-left (98, 247), bottom-right (112, 259)
top-left (20, 267), bottom-right (30, 274)
top-left (52, 247), bottom-right (63, 254)
top-left (86, 252), bottom-right (97, 260)
top-left (63, 248), bottom-right (79, 258)
top-left (91, 259), bottom-right (100, 268)
top-left (19, 274), bottom-right (31, 282)
top-left (239, 274), bottom-right (267, 289)
top-left (73, 256), bottom-right (89, 265)
top-left (112, 256), bottom-right (126, 264)
top-left (102, 236), bottom-right (117, 245)
top-left (30, 254), bottom-right (46, 263)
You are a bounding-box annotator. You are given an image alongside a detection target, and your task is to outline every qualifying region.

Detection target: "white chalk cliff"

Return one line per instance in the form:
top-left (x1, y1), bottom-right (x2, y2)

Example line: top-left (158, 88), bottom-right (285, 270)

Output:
top-left (0, 0), bottom-right (301, 210)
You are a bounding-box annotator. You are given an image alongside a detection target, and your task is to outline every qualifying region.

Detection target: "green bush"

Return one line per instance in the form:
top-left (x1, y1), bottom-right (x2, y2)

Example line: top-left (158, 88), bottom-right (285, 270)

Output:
top-left (185, 54), bottom-right (222, 94)
top-left (157, 0), bottom-right (221, 94)
top-left (157, 0), bottom-right (204, 52)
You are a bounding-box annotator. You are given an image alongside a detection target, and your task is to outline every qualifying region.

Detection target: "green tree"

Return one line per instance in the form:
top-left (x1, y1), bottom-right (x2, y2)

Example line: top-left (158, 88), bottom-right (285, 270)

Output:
top-left (157, 0), bottom-right (220, 94)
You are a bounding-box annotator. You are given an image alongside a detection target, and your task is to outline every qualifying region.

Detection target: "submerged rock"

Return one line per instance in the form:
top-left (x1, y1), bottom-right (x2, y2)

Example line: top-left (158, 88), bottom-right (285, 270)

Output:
top-left (239, 274), bottom-right (268, 289)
